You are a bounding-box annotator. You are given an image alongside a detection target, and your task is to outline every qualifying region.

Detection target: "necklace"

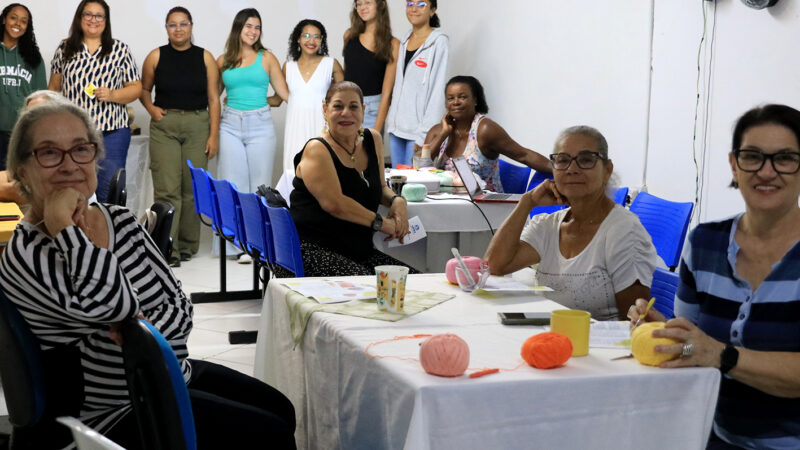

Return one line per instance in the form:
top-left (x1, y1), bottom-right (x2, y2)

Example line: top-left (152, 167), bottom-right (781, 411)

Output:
top-left (329, 133), bottom-right (358, 162)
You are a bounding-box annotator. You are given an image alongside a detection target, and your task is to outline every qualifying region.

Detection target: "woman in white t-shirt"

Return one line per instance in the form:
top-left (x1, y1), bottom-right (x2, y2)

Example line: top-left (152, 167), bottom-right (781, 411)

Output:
top-left (485, 125), bottom-right (664, 320)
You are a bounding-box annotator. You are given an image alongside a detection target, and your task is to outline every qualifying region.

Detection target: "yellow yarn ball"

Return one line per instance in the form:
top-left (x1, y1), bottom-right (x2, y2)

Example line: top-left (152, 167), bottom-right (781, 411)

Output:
top-left (631, 322), bottom-right (679, 366)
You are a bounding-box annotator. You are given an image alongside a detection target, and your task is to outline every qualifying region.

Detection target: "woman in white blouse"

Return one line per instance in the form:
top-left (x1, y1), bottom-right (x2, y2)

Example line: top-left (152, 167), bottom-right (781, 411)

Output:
top-left (485, 125), bottom-right (664, 320)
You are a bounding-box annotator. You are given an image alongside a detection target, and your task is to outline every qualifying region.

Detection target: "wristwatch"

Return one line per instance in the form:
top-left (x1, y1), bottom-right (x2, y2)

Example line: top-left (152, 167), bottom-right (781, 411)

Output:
top-left (371, 213), bottom-right (383, 231)
top-left (390, 195), bottom-right (403, 204)
top-left (719, 344), bottom-right (739, 374)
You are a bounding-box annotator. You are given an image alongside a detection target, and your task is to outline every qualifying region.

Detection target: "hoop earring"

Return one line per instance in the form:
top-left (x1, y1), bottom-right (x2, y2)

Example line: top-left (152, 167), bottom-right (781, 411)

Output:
top-left (358, 127), bottom-right (365, 143)
top-left (323, 121), bottom-right (329, 134)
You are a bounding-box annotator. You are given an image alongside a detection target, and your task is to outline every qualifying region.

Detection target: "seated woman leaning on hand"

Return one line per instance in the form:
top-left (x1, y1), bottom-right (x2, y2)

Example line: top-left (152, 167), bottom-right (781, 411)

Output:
top-left (630, 104), bottom-right (800, 450)
top-left (484, 125), bottom-right (663, 320)
top-left (285, 81), bottom-right (415, 277)
top-left (423, 75), bottom-right (551, 192)
top-left (0, 100), bottom-right (296, 449)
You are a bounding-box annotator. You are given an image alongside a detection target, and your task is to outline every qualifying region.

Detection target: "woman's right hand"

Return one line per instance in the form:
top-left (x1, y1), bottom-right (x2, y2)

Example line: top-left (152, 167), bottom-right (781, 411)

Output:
top-left (525, 179), bottom-right (567, 208)
top-left (43, 188), bottom-right (88, 236)
top-left (147, 105), bottom-right (165, 122)
top-left (380, 216), bottom-right (399, 241)
top-left (627, 297), bottom-right (667, 327)
top-left (440, 112), bottom-right (455, 136)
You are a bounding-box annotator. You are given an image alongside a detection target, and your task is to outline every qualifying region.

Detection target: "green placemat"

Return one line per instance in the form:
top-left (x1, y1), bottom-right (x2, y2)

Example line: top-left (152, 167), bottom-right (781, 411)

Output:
top-left (284, 287), bottom-right (455, 346)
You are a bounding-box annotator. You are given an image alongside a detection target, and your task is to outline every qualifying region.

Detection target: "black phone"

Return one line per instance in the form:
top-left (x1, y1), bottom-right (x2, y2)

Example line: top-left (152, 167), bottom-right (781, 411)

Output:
top-left (498, 312), bottom-right (551, 326)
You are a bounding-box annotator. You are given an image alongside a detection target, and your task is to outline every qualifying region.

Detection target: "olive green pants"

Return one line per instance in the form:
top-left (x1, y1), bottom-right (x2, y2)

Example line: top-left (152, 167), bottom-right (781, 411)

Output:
top-left (149, 109), bottom-right (209, 258)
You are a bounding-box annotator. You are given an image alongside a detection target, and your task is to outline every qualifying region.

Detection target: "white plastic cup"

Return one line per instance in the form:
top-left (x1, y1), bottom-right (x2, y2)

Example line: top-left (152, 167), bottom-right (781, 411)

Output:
top-left (375, 265), bottom-right (410, 312)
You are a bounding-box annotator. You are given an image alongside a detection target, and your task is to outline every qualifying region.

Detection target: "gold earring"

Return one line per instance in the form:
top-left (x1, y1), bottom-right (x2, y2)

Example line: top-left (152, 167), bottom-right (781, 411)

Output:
top-left (358, 127), bottom-right (365, 143)
top-left (323, 121), bottom-right (329, 134)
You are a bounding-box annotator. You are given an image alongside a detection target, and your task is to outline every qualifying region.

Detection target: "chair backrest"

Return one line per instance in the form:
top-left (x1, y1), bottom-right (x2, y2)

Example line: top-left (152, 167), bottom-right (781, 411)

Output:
top-left (147, 202), bottom-right (175, 260)
top-left (497, 159), bottom-right (532, 194)
top-left (529, 204), bottom-right (568, 218)
top-left (106, 168), bottom-right (127, 207)
top-left (0, 287), bottom-right (46, 428)
top-left (613, 187), bottom-right (629, 206)
top-left (208, 177), bottom-right (240, 243)
top-left (651, 267), bottom-right (679, 319)
top-left (187, 161), bottom-right (215, 225)
top-left (265, 206), bottom-right (304, 277)
top-left (120, 319), bottom-right (196, 450)
top-left (526, 170), bottom-right (554, 191)
top-left (56, 417), bottom-right (126, 450)
top-left (629, 191), bottom-right (694, 269)
top-left (235, 190), bottom-right (274, 264)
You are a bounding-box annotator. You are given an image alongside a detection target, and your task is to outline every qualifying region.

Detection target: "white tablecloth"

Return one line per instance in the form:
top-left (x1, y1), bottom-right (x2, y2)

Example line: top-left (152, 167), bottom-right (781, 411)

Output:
top-left (124, 135), bottom-right (153, 220)
top-left (254, 274), bottom-right (720, 450)
top-left (375, 196), bottom-right (515, 272)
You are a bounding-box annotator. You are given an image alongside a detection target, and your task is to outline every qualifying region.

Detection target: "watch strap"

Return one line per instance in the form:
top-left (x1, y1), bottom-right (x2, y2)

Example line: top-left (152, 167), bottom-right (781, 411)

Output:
top-left (719, 344), bottom-right (739, 374)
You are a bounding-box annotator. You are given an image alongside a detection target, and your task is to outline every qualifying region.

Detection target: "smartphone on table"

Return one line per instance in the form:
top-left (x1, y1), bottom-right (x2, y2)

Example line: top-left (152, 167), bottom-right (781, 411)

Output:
top-left (498, 312), bottom-right (550, 326)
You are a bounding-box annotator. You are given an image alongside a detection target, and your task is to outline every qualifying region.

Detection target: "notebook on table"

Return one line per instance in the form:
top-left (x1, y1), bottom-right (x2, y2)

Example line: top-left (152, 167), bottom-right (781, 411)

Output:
top-left (452, 157), bottom-right (523, 203)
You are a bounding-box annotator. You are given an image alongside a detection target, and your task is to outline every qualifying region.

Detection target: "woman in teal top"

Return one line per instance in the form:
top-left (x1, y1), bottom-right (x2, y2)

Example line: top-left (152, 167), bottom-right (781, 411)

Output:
top-left (216, 8), bottom-right (288, 261)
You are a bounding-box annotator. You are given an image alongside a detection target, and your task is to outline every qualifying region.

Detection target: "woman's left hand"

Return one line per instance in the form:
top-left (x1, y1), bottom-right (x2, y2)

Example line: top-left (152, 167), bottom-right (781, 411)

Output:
top-left (94, 87), bottom-right (113, 102)
top-left (651, 317), bottom-right (725, 369)
top-left (388, 197), bottom-right (409, 242)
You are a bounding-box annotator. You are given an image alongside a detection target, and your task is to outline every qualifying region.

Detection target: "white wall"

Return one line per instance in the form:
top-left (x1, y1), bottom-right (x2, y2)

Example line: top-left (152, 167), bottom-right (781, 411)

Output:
top-left (19, 0), bottom-right (800, 219)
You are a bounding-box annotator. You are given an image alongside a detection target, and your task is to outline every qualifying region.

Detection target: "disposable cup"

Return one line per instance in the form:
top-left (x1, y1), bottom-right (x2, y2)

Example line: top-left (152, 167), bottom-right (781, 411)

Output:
top-left (549, 310), bottom-right (591, 356)
top-left (375, 265), bottom-right (409, 312)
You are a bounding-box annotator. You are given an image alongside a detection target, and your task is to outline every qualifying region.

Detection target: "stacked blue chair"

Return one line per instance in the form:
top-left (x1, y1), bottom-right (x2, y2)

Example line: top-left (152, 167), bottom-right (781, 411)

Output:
top-left (526, 170), bottom-right (554, 191)
top-left (630, 191), bottom-right (694, 270)
top-left (529, 204), bottom-right (568, 218)
top-left (498, 159), bottom-right (532, 194)
top-left (265, 206), bottom-right (305, 277)
top-left (613, 187), bottom-right (629, 206)
top-left (651, 267), bottom-right (679, 319)
top-left (121, 318), bottom-right (197, 450)
top-left (235, 191), bottom-right (275, 273)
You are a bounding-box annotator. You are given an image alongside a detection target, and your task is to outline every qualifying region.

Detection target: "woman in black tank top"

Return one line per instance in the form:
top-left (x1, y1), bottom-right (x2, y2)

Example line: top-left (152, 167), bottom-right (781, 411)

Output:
top-left (342, 0), bottom-right (400, 132)
top-left (139, 6), bottom-right (220, 267)
top-left (285, 81), bottom-right (416, 277)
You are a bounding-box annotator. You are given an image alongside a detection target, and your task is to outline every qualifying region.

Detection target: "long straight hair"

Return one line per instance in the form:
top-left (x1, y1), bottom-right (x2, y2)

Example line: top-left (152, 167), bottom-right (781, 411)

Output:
top-left (0, 3), bottom-right (42, 68)
top-left (222, 8), bottom-right (264, 70)
top-left (63, 0), bottom-right (113, 60)
top-left (345, 0), bottom-right (394, 63)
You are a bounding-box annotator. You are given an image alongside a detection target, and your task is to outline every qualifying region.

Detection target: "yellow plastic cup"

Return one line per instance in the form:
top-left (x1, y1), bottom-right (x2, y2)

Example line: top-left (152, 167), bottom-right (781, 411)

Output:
top-left (550, 310), bottom-right (591, 357)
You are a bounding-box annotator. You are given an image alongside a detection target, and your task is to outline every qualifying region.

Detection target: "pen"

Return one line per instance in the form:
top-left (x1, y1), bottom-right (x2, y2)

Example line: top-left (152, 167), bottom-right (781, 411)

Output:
top-left (451, 247), bottom-right (476, 287)
top-left (633, 297), bottom-right (656, 329)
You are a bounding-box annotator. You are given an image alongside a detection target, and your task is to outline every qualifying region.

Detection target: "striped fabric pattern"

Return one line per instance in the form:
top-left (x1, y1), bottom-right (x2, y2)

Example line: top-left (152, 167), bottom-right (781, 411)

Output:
top-left (50, 40), bottom-right (140, 131)
top-left (0, 204), bottom-right (192, 443)
top-left (675, 215), bottom-right (800, 449)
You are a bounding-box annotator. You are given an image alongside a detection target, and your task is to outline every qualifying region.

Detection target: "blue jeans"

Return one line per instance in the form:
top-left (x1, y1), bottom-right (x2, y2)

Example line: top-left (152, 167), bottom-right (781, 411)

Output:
top-left (97, 127), bottom-right (131, 203)
top-left (389, 133), bottom-right (416, 167)
top-left (218, 105), bottom-right (277, 192)
top-left (363, 94), bottom-right (381, 131)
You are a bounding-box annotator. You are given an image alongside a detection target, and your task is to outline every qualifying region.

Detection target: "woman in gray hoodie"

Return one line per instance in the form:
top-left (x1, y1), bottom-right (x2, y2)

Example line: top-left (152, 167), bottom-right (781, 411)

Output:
top-left (385, 0), bottom-right (448, 167)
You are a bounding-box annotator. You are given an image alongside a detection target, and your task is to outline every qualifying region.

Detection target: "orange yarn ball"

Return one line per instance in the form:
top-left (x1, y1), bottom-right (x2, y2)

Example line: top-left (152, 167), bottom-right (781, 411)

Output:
top-left (419, 334), bottom-right (470, 377)
top-left (521, 332), bottom-right (573, 369)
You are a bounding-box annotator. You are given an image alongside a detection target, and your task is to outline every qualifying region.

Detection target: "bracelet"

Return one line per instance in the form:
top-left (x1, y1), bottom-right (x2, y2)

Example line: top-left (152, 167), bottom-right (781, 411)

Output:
top-left (390, 195), bottom-right (404, 204)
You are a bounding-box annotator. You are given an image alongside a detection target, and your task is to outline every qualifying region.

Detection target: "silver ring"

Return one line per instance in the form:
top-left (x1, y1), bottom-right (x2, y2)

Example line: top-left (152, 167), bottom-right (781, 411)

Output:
top-left (681, 343), bottom-right (694, 358)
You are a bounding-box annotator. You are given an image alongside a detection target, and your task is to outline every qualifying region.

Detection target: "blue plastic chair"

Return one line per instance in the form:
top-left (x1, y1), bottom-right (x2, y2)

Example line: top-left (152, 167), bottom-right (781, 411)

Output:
top-left (613, 187), bottom-right (629, 206)
top-left (235, 191), bottom-right (275, 267)
top-left (526, 170), bottom-right (554, 191)
top-left (651, 267), bottom-right (679, 319)
top-left (209, 178), bottom-right (243, 249)
top-left (630, 191), bottom-right (694, 270)
top-left (121, 318), bottom-right (197, 450)
top-left (187, 161), bottom-right (214, 227)
top-left (265, 206), bottom-right (305, 277)
top-left (498, 159), bottom-right (531, 194)
top-left (529, 204), bottom-right (568, 218)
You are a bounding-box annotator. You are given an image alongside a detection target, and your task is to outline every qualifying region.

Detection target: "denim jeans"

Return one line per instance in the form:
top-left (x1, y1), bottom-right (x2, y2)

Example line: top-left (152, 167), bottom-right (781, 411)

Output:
top-left (97, 127), bottom-right (131, 203)
top-left (218, 105), bottom-right (277, 192)
top-left (362, 94), bottom-right (381, 131)
top-left (388, 133), bottom-right (416, 167)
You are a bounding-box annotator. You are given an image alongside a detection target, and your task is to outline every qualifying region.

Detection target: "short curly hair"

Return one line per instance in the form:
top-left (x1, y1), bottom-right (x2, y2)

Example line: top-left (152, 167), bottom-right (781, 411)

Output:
top-left (287, 19), bottom-right (329, 61)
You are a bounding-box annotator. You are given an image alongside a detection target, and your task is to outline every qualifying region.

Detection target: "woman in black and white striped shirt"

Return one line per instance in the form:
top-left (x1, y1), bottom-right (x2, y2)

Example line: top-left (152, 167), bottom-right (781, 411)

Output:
top-left (0, 97), bottom-right (295, 449)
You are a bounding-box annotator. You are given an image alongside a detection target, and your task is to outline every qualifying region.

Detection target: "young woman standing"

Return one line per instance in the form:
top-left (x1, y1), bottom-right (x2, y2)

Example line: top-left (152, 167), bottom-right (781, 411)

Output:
top-left (343, 0), bottom-right (399, 132)
top-left (385, 0), bottom-right (448, 167)
top-left (140, 6), bottom-right (220, 267)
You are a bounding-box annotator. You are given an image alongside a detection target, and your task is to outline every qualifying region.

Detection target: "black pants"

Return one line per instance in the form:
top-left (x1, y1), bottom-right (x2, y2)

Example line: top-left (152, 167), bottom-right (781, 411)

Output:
top-left (106, 359), bottom-right (296, 449)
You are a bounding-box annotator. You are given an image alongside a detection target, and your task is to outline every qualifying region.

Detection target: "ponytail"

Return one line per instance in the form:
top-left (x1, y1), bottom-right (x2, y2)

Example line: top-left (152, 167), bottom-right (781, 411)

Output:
top-left (429, 13), bottom-right (440, 28)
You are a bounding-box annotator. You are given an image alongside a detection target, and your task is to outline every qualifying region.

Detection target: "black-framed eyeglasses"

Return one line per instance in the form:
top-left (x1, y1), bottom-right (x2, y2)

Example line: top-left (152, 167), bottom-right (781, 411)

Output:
top-left (549, 151), bottom-right (606, 170)
top-left (32, 143), bottom-right (98, 168)
top-left (82, 12), bottom-right (106, 22)
top-left (734, 148), bottom-right (800, 175)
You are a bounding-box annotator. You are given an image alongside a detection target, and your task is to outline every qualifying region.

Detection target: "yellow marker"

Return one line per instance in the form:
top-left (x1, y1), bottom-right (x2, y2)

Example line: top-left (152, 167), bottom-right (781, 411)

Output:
top-left (633, 297), bottom-right (656, 330)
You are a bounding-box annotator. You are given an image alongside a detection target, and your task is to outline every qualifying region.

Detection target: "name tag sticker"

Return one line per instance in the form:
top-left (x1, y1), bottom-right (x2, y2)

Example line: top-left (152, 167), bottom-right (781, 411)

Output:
top-left (84, 83), bottom-right (96, 98)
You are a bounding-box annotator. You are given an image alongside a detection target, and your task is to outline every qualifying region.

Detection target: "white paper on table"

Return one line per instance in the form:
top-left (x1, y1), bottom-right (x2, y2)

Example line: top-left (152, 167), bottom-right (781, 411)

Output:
top-left (480, 276), bottom-right (553, 292)
top-left (387, 216), bottom-right (427, 247)
top-left (589, 321), bottom-right (631, 348)
top-left (281, 280), bottom-right (376, 304)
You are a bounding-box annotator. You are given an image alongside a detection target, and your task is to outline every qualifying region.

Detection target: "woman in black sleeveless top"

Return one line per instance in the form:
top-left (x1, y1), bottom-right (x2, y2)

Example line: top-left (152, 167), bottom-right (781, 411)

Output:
top-left (139, 6), bottom-right (220, 267)
top-left (343, 0), bottom-right (399, 132)
top-left (285, 81), bottom-right (415, 277)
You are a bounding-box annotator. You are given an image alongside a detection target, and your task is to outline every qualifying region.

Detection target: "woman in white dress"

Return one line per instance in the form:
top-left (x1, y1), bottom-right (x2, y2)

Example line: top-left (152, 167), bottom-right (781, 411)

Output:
top-left (270, 19), bottom-right (344, 178)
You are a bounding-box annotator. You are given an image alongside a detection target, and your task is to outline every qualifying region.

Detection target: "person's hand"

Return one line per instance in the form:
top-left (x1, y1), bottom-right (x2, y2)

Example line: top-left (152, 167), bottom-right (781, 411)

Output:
top-left (413, 144), bottom-right (421, 155)
top-left (440, 112), bottom-right (455, 136)
top-left (109, 322), bottom-right (123, 346)
top-left (525, 179), bottom-right (567, 209)
top-left (627, 297), bottom-right (667, 329)
top-left (380, 216), bottom-right (398, 241)
top-left (148, 105), bottom-right (165, 122)
top-left (43, 188), bottom-right (88, 236)
top-left (650, 317), bottom-right (726, 369)
top-left (94, 87), bottom-right (113, 102)
top-left (388, 197), bottom-right (409, 242)
top-left (205, 135), bottom-right (219, 160)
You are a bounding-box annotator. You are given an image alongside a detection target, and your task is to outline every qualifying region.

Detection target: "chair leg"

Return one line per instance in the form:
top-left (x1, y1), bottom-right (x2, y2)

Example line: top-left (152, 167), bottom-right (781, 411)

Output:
top-left (190, 232), bottom-right (261, 303)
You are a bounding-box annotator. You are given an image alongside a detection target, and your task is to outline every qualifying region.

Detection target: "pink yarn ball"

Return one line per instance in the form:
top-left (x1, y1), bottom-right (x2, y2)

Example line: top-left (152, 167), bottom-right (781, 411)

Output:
top-left (445, 256), bottom-right (485, 285)
top-left (419, 334), bottom-right (470, 377)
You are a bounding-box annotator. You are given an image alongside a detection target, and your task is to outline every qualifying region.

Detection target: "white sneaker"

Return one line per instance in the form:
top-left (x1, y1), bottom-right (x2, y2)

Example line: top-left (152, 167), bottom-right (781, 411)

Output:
top-left (237, 253), bottom-right (253, 264)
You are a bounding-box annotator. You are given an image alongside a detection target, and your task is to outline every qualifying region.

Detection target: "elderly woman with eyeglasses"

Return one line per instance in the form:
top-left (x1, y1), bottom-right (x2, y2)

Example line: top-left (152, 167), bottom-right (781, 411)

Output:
top-left (485, 125), bottom-right (664, 321)
top-left (630, 104), bottom-right (800, 450)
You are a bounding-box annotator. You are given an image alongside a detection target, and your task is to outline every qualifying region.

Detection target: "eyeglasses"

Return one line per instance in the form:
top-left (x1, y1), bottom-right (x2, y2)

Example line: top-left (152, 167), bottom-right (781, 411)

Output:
top-left (355, 0), bottom-right (375, 8)
top-left (32, 143), bottom-right (98, 168)
top-left (549, 151), bottom-right (606, 170)
top-left (166, 22), bottom-right (191, 30)
top-left (406, 2), bottom-right (427, 8)
top-left (81, 12), bottom-right (106, 22)
top-left (734, 148), bottom-right (800, 175)
top-left (301, 33), bottom-right (322, 41)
